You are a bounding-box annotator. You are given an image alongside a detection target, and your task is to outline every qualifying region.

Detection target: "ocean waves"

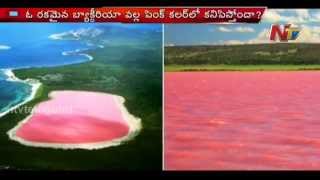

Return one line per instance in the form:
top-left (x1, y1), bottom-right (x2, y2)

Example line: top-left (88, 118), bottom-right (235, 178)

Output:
top-left (0, 45), bottom-right (10, 50)
top-left (0, 70), bottom-right (32, 116)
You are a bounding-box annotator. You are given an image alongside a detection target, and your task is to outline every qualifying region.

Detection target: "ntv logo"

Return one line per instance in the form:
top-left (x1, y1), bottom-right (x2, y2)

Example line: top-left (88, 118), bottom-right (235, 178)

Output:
top-left (269, 24), bottom-right (301, 42)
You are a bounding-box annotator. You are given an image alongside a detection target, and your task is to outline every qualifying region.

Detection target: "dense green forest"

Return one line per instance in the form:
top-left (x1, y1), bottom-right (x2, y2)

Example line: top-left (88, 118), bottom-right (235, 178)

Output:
top-left (165, 43), bottom-right (320, 65)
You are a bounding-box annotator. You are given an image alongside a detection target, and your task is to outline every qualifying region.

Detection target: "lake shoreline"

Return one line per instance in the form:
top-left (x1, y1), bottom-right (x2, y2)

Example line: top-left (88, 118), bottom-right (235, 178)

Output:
top-left (7, 91), bottom-right (142, 150)
top-left (165, 64), bottom-right (320, 72)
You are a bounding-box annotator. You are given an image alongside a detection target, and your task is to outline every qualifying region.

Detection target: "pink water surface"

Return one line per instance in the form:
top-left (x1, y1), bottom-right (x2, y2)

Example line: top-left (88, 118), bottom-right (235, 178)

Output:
top-left (16, 91), bottom-right (129, 144)
top-left (165, 72), bottom-right (320, 170)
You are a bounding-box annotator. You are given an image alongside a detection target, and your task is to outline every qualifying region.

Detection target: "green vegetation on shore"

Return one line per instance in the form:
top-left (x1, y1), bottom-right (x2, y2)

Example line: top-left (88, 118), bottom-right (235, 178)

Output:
top-left (165, 43), bottom-right (320, 72)
top-left (0, 40), bottom-right (162, 170)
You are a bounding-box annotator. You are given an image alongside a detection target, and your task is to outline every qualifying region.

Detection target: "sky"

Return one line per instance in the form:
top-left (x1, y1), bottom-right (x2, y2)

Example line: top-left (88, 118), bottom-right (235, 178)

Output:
top-left (164, 9), bottom-right (320, 46)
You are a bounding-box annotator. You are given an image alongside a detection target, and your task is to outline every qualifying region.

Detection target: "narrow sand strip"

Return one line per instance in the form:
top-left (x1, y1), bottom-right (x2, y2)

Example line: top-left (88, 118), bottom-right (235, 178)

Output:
top-left (7, 91), bottom-right (142, 150)
top-left (62, 48), bottom-right (94, 61)
top-left (0, 69), bottom-right (41, 118)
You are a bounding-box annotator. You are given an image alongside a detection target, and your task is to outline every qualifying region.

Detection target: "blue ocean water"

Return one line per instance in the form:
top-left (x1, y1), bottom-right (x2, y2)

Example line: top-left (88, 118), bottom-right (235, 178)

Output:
top-left (0, 77), bottom-right (32, 113)
top-left (0, 23), bottom-right (105, 115)
top-left (0, 24), bottom-right (95, 69)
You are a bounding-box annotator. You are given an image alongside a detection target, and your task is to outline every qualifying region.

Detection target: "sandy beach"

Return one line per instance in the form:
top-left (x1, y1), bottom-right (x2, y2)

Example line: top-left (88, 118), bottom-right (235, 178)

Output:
top-left (0, 69), bottom-right (41, 118)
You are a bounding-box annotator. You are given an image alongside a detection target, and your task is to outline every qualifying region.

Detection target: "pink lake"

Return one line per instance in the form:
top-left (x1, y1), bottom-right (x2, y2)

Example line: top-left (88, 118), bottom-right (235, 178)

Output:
top-left (165, 71), bottom-right (320, 170)
top-left (14, 91), bottom-right (129, 144)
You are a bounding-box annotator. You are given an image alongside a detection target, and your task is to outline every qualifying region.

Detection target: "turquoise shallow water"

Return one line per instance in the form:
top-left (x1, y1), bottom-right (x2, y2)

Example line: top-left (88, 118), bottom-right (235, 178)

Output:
top-left (0, 73), bottom-right (32, 113)
top-left (0, 24), bottom-right (96, 115)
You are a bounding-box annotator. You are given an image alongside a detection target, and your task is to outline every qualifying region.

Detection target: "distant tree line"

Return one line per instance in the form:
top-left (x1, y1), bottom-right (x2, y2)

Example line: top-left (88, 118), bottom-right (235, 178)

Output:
top-left (165, 43), bottom-right (320, 65)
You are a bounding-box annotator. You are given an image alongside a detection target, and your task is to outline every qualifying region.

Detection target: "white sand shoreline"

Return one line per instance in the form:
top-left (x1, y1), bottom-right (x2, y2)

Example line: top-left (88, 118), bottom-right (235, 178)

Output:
top-left (7, 90), bottom-right (142, 150)
top-left (0, 69), bottom-right (41, 118)
top-left (61, 48), bottom-right (94, 62)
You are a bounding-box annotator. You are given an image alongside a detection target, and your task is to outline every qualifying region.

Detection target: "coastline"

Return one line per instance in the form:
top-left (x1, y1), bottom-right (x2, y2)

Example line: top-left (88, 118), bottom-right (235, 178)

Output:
top-left (0, 69), bottom-right (42, 118)
top-left (7, 91), bottom-right (142, 150)
top-left (0, 49), bottom-right (92, 118)
top-left (61, 48), bottom-right (94, 62)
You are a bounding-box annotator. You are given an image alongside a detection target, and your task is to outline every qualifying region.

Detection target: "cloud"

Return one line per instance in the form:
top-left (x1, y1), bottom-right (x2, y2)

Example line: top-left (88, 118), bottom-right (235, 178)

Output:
top-left (49, 28), bottom-right (104, 40)
top-left (218, 29), bottom-right (270, 45)
top-left (296, 9), bottom-right (310, 19)
top-left (262, 9), bottom-right (311, 23)
top-left (219, 25), bottom-right (320, 45)
top-left (0, 45), bottom-right (10, 50)
top-left (272, 9), bottom-right (286, 13)
top-left (262, 10), bottom-right (282, 22)
top-left (223, 40), bottom-right (246, 45)
top-left (249, 25), bottom-right (320, 43)
top-left (218, 27), bottom-right (232, 32)
top-left (247, 28), bottom-right (271, 44)
top-left (234, 27), bottom-right (255, 33)
top-left (294, 25), bottom-right (320, 42)
top-left (311, 12), bottom-right (320, 22)
top-left (217, 26), bottom-right (255, 33)
top-left (165, 43), bottom-right (175, 47)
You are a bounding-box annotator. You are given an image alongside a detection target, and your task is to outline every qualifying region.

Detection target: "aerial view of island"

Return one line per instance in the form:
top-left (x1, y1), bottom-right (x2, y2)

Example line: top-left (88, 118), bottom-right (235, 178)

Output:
top-left (165, 9), bottom-right (320, 170)
top-left (0, 23), bottom-right (162, 170)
